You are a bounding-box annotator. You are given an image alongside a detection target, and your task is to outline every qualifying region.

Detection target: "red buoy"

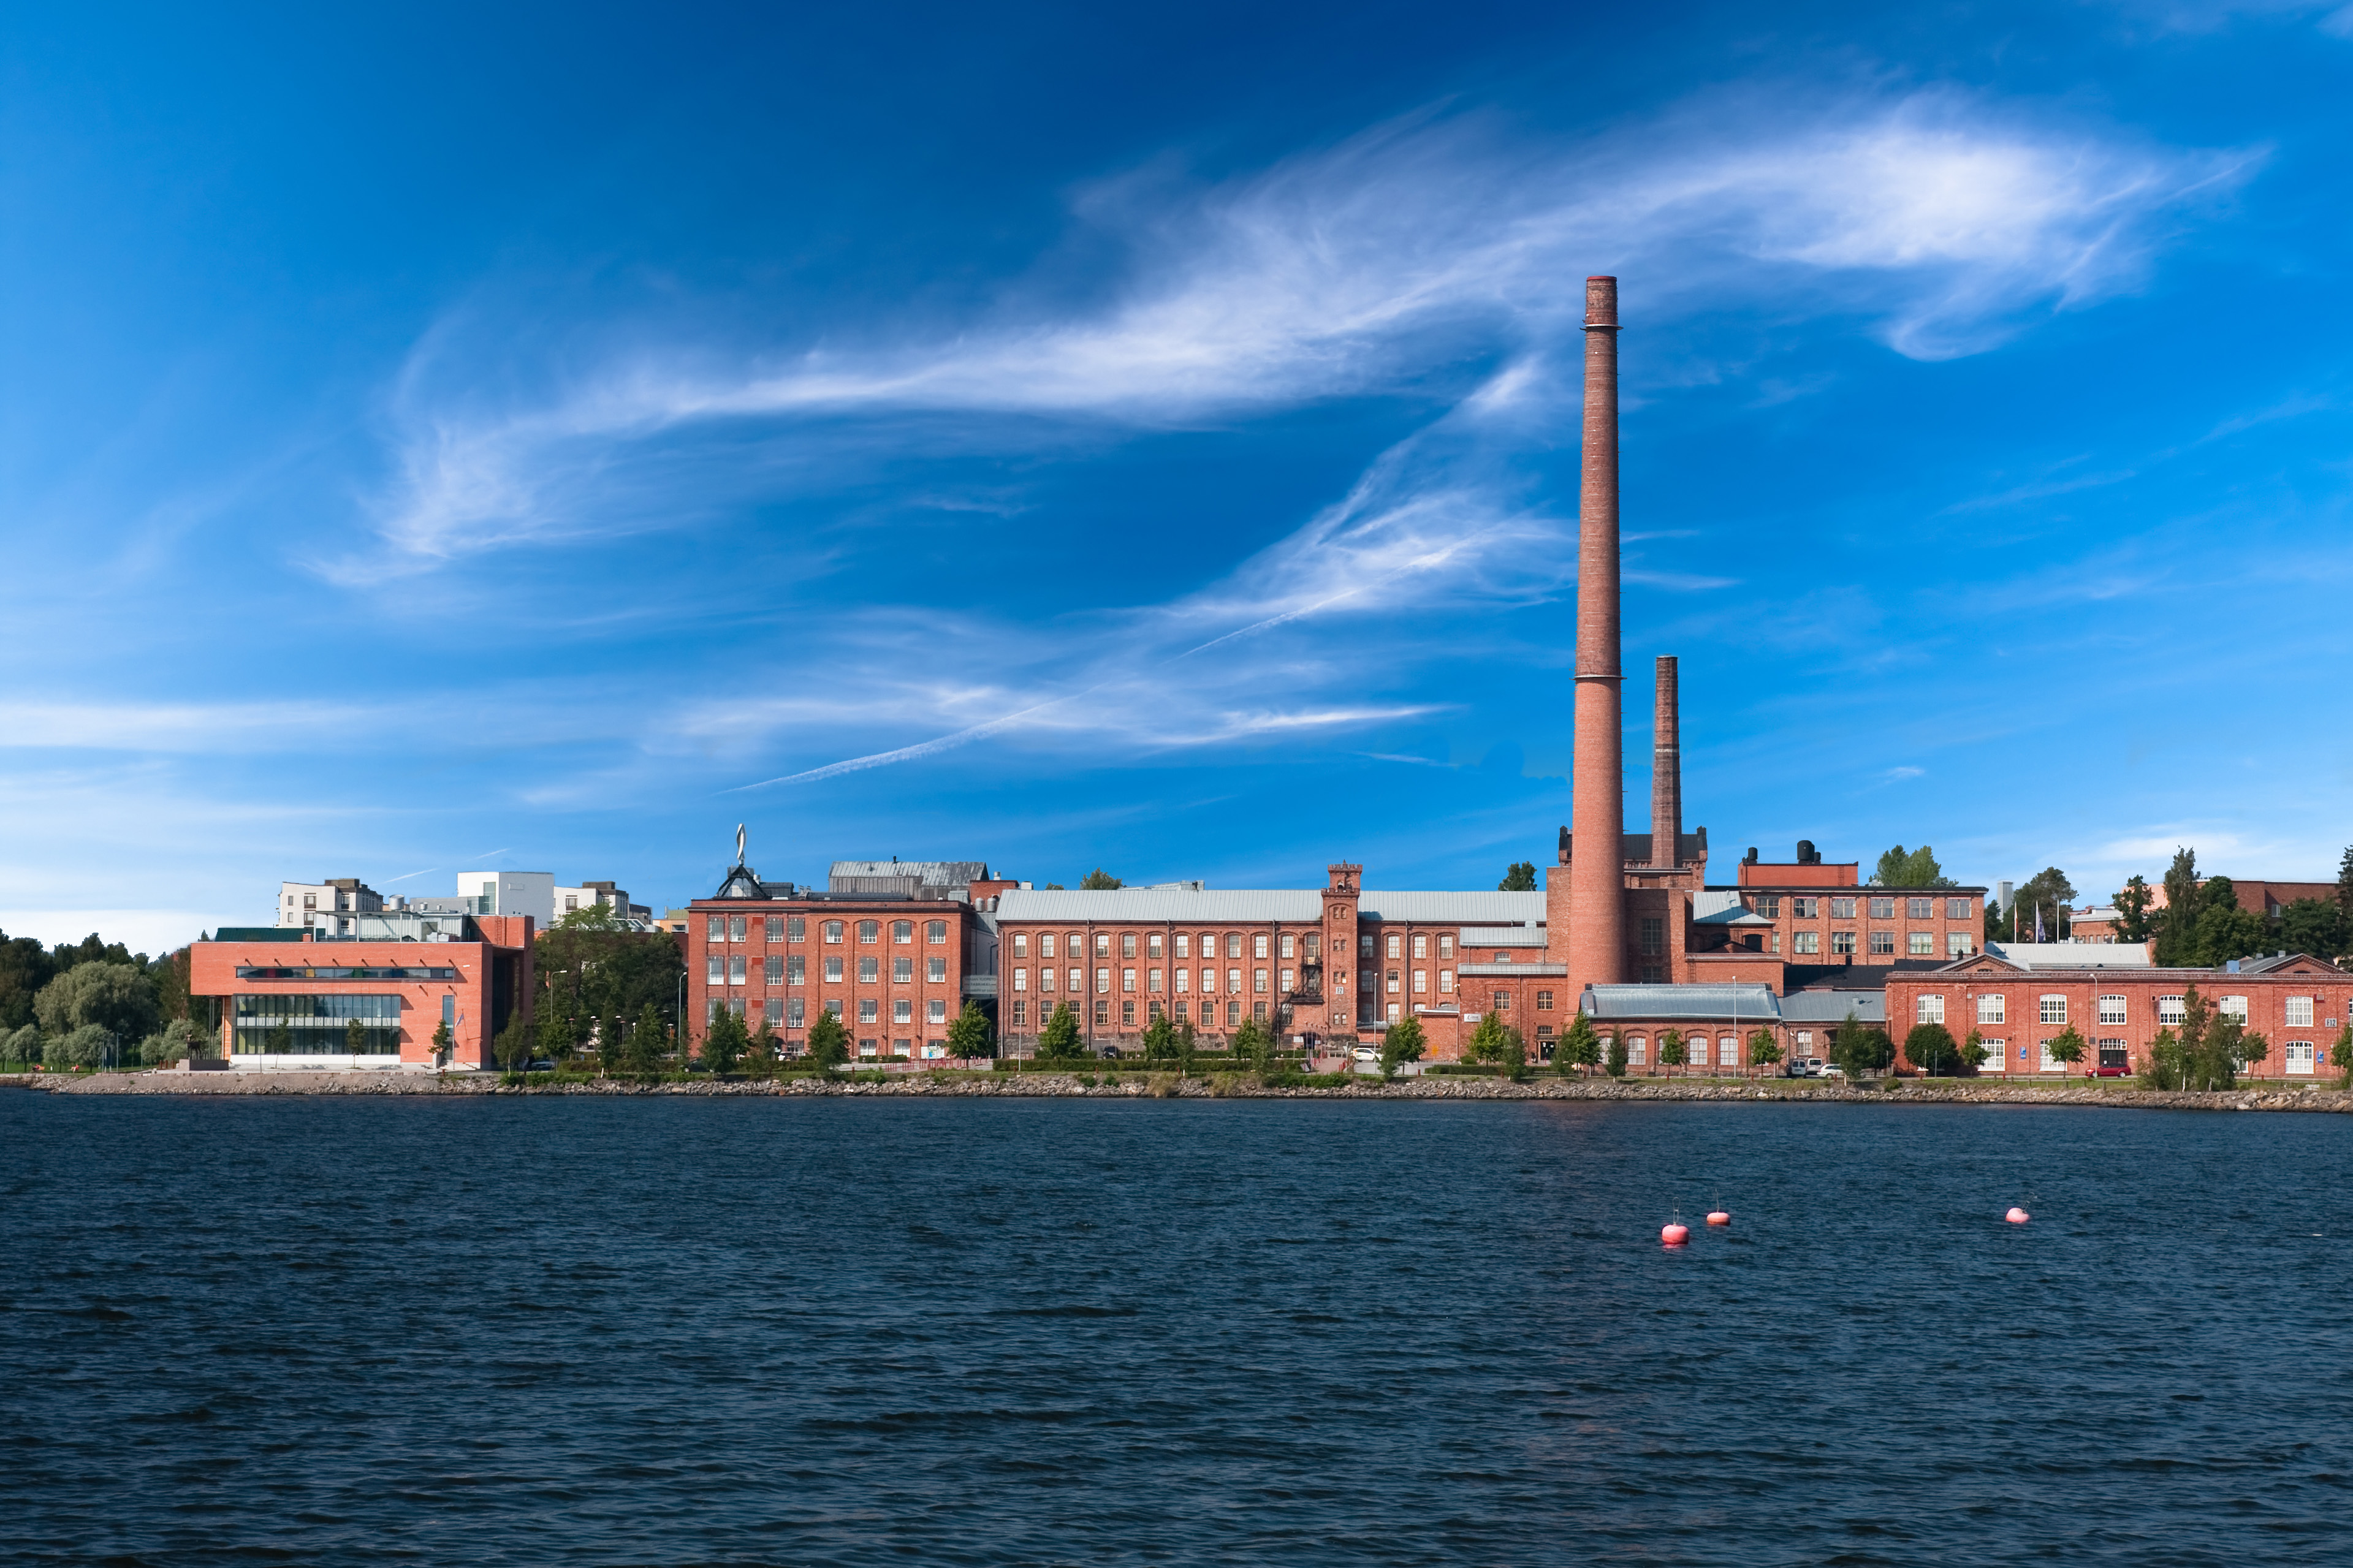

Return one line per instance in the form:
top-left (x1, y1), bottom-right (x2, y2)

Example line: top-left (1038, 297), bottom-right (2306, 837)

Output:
top-left (1661, 1223), bottom-right (1690, 1246)
top-left (1705, 1211), bottom-right (1731, 1226)
top-left (2005, 1206), bottom-right (2030, 1224)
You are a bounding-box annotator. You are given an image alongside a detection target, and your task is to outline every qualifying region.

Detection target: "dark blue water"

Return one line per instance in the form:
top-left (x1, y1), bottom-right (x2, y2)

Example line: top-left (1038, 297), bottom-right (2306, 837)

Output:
top-left (5, 1094), bottom-right (2352, 1564)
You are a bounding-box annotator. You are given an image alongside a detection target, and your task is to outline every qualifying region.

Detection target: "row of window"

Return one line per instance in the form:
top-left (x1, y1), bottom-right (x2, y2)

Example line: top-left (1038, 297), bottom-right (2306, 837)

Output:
top-left (1612, 1036), bottom-right (1751, 1067)
top-left (705, 915), bottom-right (951, 945)
top-left (710, 996), bottom-right (952, 1026)
top-left (1789, 931), bottom-right (1974, 957)
top-left (1008, 998), bottom-right (1271, 1030)
top-left (1754, 896), bottom-right (1975, 920)
top-left (709, 955), bottom-right (949, 986)
top-left (1914, 993), bottom-right (2332, 1027)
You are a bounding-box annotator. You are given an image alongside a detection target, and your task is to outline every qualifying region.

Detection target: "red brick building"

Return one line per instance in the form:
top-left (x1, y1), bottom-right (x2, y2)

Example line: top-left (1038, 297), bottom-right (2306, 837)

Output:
top-left (683, 856), bottom-right (998, 1061)
top-left (993, 865), bottom-right (1568, 1056)
top-left (1885, 950), bottom-right (2347, 1079)
top-left (188, 915), bottom-right (535, 1070)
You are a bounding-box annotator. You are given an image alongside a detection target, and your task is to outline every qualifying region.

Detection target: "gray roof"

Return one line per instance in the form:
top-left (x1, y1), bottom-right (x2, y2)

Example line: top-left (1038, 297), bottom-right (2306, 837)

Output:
top-left (1582, 983), bottom-right (1782, 1023)
top-left (1460, 926), bottom-right (1548, 947)
top-left (990, 887), bottom-right (1547, 926)
top-left (1985, 941), bottom-right (2151, 970)
top-left (829, 859), bottom-right (989, 900)
top-left (1779, 990), bottom-right (1887, 1024)
top-left (995, 887), bottom-right (1321, 923)
top-left (1359, 890), bottom-right (1546, 924)
top-left (1460, 961), bottom-right (1566, 976)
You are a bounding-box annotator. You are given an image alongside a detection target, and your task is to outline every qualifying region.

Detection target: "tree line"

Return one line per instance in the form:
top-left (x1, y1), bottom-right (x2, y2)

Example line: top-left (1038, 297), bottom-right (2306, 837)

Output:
top-left (0, 928), bottom-right (210, 1068)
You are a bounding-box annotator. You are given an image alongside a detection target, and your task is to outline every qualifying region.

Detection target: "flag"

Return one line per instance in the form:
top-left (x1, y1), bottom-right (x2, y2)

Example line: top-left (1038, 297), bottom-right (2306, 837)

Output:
top-left (2034, 903), bottom-right (2045, 944)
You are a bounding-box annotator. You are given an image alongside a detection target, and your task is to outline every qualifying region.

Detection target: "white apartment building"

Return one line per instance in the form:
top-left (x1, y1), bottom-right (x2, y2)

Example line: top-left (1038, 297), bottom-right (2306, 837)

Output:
top-left (276, 877), bottom-right (384, 934)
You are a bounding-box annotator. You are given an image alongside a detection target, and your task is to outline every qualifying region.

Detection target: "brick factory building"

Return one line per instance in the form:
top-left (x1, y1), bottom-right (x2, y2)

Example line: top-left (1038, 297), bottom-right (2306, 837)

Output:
top-left (683, 852), bottom-right (1008, 1062)
top-left (676, 274), bottom-right (2332, 1072)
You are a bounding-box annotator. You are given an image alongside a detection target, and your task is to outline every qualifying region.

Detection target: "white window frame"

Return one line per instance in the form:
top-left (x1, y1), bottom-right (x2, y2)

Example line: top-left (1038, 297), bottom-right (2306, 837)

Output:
top-left (2287, 996), bottom-right (2315, 1029)
top-left (1977, 993), bottom-right (2005, 1025)
top-left (2039, 994), bottom-right (2067, 1026)
top-left (2159, 994), bottom-right (2186, 1026)
top-left (1916, 994), bottom-right (1945, 1025)
top-left (2097, 995), bottom-right (2127, 1026)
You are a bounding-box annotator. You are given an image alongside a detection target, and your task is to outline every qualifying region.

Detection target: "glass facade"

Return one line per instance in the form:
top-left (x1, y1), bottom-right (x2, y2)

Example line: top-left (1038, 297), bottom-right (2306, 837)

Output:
top-left (232, 993), bottom-right (403, 1055)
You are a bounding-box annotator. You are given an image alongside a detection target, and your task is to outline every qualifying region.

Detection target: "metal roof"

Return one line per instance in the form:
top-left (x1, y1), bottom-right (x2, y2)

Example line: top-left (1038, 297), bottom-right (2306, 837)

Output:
top-left (1985, 941), bottom-right (2153, 970)
top-left (1460, 926), bottom-right (1548, 947)
top-left (1779, 990), bottom-right (1887, 1024)
top-left (1359, 890), bottom-right (1547, 924)
top-left (990, 887), bottom-right (1547, 926)
top-left (995, 888), bottom-right (1322, 923)
top-left (1459, 961), bottom-right (1566, 976)
top-left (1581, 983), bottom-right (1782, 1022)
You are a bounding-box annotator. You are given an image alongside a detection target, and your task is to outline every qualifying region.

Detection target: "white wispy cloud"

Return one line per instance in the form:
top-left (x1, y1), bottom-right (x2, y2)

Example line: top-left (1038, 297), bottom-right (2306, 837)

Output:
top-left (362, 84), bottom-right (2254, 564)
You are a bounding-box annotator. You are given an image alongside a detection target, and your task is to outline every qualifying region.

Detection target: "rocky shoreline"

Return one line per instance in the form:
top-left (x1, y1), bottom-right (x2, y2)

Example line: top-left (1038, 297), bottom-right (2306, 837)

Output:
top-left (6, 1069), bottom-right (2349, 1113)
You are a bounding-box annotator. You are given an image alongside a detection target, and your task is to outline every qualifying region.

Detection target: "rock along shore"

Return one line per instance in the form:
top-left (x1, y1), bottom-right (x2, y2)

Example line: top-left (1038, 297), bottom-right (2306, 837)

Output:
top-left (5, 1069), bottom-right (2349, 1114)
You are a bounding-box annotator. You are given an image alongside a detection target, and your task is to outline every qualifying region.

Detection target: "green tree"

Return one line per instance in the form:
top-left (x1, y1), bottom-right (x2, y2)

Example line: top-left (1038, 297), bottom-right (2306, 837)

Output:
top-left (2154, 847), bottom-right (2202, 966)
top-left (1960, 1028), bottom-right (1990, 1074)
top-left (2276, 898), bottom-right (2348, 961)
top-left (430, 1018), bottom-right (454, 1065)
top-left (596, 1009), bottom-right (623, 1074)
top-left (2000, 866), bottom-right (2079, 943)
top-left (1872, 845), bottom-right (1958, 888)
top-left (345, 1017), bottom-right (368, 1056)
top-left (1498, 861), bottom-right (1538, 892)
top-left (702, 1007), bottom-right (747, 1073)
top-left (1830, 1011), bottom-right (1887, 1078)
top-left (4, 1022), bottom-right (40, 1064)
top-left (1466, 1012), bottom-right (1510, 1067)
top-left (805, 1008), bottom-right (850, 1071)
top-left (1079, 868), bottom-right (1123, 890)
top-left (537, 993), bottom-right (579, 1065)
top-left (1749, 1028), bottom-right (1782, 1075)
top-left (32, 961), bottom-right (161, 1044)
top-left (1559, 1012), bottom-right (1602, 1077)
top-left (0, 930), bottom-right (63, 1032)
top-left (623, 1004), bottom-right (668, 1072)
top-left (2331, 1023), bottom-right (2353, 1089)
top-left (494, 1015), bottom-right (533, 1073)
top-left (1658, 1028), bottom-right (1687, 1076)
top-left (2112, 875), bottom-right (2157, 945)
top-left (748, 1013), bottom-right (782, 1072)
top-left (1037, 1001), bottom-right (1084, 1064)
top-left (1604, 1028), bottom-right (1628, 1078)
top-left (137, 1017), bottom-right (205, 1066)
top-left (1139, 1012), bottom-right (1177, 1063)
top-left (58, 1022), bottom-right (113, 1067)
top-left (2188, 877), bottom-right (2267, 966)
top-left (946, 1001), bottom-right (995, 1063)
top-left (1231, 1016), bottom-right (1274, 1077)
top-left (1497, 1024), bottom-right (1527, 1081)
top-left (1176, 1017), bottom-right (1198, 1075)
top-left (1905, 1021), bottom-right (1959, 1076)
top-left (1379, 1014), bottom-right (1426, 1079)
top-left (2045, 1024), bottom-right (2086, 1080)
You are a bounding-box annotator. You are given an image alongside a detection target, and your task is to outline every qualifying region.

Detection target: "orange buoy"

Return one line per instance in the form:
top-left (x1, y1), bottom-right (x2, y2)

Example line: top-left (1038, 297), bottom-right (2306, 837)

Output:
top-left (1661, 1223), bottom-right (1690, 1246)
top-left (2005, 1206), bottom-right (2030, 1224)
top-left (1705, 1211), bottom-right (1731, 1226)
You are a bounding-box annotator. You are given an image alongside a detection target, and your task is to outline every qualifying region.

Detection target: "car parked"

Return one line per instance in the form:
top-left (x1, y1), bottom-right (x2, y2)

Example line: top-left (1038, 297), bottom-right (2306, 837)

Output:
top-left (1352, 1045), bottom-right (1380, 1062)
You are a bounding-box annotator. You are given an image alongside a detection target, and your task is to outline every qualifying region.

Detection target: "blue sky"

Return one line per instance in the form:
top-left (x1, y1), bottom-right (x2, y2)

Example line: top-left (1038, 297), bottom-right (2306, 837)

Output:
top-left (4, 1), bottom-right (2350, 950)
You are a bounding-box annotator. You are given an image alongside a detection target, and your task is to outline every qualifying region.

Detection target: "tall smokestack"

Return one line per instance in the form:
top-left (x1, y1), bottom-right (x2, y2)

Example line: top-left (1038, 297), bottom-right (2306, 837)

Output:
top-left (1651, 655), bottom-right (1680, 866)
top-left (1568, 276), bottom-right (1624, 993)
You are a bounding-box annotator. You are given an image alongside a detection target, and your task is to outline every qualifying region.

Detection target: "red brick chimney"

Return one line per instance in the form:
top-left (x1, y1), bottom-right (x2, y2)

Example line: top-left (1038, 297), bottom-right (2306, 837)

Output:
top-left (1651, 654), bottom-right (1679, 868)
top-left (1567, 276), bottom-right (1625, 995)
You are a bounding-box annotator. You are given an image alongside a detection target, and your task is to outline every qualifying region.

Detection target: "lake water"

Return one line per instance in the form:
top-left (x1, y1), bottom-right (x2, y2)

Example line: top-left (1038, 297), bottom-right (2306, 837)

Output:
top-left (5, 1093), bottom-right (2352, 1564)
